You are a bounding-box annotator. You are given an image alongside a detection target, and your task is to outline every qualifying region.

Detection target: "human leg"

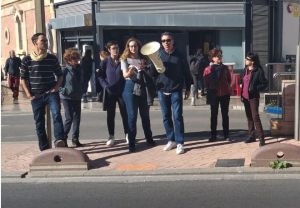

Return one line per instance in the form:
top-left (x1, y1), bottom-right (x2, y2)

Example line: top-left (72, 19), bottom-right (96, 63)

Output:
top-left (220, 95), bottom-right (230, 139)
top-left (249, 98), bottom-right (265, 146)
top-left (47, 92), bottom-right (65, 145)
top-left (31, 96), bottom-right (49, 151)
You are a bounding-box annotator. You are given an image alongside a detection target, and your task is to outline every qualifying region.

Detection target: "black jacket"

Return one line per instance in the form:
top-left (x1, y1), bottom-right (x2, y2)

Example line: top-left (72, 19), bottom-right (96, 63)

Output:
top-left (150, 48), bottom-right (192, 93)
top-left (4, 57), bottom-right (21, 76)
top-left (241, 66), bottom-right (268, 100)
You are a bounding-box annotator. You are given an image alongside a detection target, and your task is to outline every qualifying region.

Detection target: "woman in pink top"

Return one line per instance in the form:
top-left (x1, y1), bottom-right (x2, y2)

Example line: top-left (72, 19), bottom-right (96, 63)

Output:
top-left (241, 52), bottom-right (268, 146)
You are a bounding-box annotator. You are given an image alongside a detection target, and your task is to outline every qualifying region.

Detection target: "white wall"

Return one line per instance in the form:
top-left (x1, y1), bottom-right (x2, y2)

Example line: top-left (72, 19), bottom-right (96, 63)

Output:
top-left (282, 1), bottom-right (300, 61)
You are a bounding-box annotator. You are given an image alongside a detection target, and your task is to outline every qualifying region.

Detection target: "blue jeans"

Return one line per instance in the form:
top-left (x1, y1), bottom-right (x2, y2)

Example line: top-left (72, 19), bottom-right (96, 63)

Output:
top-left (31, 92), bottom-right (64, 151)
top-left (158, 90), bottom-right (184, 144)
top-left (122, 80), bottom-right (152, 147)
top-left (61, 99), bottom-right (81, 141)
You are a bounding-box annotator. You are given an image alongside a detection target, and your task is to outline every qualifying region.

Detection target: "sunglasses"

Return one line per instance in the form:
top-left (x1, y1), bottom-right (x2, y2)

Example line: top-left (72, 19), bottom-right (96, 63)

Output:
top-left (161, 39), bottom-right (172, 43)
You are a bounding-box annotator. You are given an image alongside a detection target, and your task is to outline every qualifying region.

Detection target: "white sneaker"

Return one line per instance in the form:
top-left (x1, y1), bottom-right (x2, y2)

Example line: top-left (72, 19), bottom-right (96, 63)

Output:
top-left (125, 134), bottom-right (129, 144)
top-left (106, 135), bottom-right (115, 147)
top-left (176, 144), bottom-right (185, 155)
top-left (163, 141), bottom-right (177, 151)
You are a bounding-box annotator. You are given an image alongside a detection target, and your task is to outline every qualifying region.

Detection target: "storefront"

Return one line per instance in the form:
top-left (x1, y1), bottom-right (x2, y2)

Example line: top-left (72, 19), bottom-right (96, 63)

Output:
top-left (51, 0), bottom-right (246, 70)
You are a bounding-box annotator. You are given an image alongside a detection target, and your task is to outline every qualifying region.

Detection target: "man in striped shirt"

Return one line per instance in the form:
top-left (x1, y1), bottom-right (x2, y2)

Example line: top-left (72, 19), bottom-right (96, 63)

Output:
top-left (20, 33), bottom-right (66, 151)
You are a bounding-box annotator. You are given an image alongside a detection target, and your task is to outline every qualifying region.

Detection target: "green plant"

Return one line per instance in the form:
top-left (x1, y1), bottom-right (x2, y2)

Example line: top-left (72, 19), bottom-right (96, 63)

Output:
top-left (269, 160), bottom-right (292, 169)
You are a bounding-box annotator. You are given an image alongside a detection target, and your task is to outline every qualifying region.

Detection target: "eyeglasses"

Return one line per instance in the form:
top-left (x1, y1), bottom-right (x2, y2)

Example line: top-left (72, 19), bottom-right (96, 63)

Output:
top-left (161, 39), bottom-right (172, 43)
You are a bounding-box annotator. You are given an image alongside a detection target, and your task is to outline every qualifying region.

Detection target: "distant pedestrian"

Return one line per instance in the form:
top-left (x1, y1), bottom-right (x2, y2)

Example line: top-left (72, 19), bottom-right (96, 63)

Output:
top-left (20, 33), bottom-right (66, 151)
top-left (59, 48), bottom-right (83, 147)
top-left (203, 48), bottom-right (231, 142)
top-left (95, 50), bottom-right (110, 102)
top-left (99, 41), bottom-right (128, 147)
top-left (81, 49), bottom-right (93, 103)
top-left (4, 50), bottom-right (21, 104)
top-left (242, 52), bottom-right (268, 146)
top-left (189, 48), bottom-right (209, 105)
top-left (121, 37), bottom-right (156, 153)
top-left (150, 32), bottom-right (192, 154)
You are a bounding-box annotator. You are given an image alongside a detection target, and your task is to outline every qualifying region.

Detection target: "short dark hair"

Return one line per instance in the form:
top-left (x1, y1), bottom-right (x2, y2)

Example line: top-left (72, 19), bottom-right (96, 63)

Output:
top-left (161, 32), bottom-right (174, 39)
top-left (106, 41), bottom-right (118, 50)
top-left (31, 33), bottom-right (46, 44)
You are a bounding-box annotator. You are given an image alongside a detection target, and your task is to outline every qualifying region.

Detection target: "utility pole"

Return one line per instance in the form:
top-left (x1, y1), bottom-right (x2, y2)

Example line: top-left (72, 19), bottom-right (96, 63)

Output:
top-left (34, 0), bottom-right (52, 146)
top-left (295, 11), bottom-right (300, 141)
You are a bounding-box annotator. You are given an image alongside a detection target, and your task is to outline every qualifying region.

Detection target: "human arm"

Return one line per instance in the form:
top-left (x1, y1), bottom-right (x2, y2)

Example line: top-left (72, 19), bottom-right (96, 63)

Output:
top-left (121, 59), bottom-right (135, 79)
top-left (21, 79), bottom-right (34, 100)
top-left (4, 59), bottom-right (9, 77)
top-left (256, 68), bottom-right (268, 91)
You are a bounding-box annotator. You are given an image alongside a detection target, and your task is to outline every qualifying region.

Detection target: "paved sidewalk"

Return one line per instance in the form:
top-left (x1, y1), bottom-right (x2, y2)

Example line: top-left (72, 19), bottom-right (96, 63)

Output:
top-left (2, 136), bottom-right (300, 175)
top-left (2, 85), bottom-right (299, 177)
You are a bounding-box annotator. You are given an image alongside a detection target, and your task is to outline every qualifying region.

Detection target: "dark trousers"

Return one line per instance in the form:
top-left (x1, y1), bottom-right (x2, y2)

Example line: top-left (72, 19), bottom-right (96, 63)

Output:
top-left (210, 94), bottom-right (230, 138)
top-left (243, 98), bottom-right (264, 139)
top-left (106, 93), bottom-right (128, 136)
top-left (191, 73), bottom-right (199, 98)
top-left (8, 75), bottom-right (20, 98)
top-left (62, 99), bottom-right (81, 141)
top-left (31, 92), bottom-right (64, 151)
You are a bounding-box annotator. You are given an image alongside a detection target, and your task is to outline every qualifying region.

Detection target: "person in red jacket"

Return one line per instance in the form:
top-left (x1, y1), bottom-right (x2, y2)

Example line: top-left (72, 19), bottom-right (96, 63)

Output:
top-left (203, 49), bottom-right (231, 142)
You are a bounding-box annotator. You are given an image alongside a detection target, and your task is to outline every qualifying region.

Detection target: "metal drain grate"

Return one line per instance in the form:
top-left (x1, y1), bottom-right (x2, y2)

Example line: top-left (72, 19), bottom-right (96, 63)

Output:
top-left (215, 159), bottom-right (245, 167)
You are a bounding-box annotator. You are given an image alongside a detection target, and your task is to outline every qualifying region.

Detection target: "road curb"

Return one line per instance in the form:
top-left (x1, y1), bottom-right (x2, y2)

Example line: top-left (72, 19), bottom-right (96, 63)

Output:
top-left (3, 167), bottom-right (300, 180)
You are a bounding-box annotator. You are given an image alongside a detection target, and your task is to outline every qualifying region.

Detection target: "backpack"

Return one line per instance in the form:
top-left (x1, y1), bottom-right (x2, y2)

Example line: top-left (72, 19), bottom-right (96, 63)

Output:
top-left (189, 55), bottom-right (208, 75)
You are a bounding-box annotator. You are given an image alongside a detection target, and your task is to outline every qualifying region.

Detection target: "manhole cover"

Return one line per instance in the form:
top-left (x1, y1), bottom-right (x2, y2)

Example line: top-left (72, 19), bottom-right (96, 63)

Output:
top-left (215, 159), bottom-right (245, 167)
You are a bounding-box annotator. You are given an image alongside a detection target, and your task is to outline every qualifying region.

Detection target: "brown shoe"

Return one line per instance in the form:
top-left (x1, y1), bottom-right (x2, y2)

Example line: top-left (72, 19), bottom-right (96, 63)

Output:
top-left (54, 140), bottom-right (66, 148)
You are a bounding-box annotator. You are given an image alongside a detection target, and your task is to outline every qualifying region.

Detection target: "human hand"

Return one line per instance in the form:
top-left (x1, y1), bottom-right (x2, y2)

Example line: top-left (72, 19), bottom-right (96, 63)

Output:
top-left (184, 90), bottom-right (190, 100)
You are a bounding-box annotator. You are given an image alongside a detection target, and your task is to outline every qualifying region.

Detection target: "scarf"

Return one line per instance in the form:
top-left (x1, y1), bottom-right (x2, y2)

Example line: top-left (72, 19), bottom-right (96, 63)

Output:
top-left (30, 51), bottom-right (48, 61)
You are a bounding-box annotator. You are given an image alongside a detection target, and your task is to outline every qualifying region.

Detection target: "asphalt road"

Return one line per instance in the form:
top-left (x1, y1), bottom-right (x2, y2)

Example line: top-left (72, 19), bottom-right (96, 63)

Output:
top-left (1, 106), bottom-right (270, 143)
top-left (2, 179), bottom-right (300, 208)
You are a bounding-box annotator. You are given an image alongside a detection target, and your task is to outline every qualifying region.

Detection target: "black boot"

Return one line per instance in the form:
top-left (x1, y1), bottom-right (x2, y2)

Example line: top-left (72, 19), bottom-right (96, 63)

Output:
top-left (72, 139), bottom-right (83, 147)
top-left (244, 136), bottom-right (256, 143)
top-left (146, 138), bottom-right (156, 146)
top-left (259, 138), bottom-right (265, 147)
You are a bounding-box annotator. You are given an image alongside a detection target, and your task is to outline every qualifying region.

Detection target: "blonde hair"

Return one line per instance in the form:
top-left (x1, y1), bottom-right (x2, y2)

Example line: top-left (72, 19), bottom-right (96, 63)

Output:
top-left (120, 37), bottom-right (147, 61)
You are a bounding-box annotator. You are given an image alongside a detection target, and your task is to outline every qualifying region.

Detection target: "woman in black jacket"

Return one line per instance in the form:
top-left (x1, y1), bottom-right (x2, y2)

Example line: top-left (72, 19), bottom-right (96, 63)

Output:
top-left (241, 52), bottom-right (268, 146)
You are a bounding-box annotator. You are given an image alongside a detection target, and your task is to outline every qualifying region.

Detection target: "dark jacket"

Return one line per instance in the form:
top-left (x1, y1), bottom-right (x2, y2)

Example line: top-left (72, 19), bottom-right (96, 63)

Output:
top-left (98, 57), bottom-right (124, 96)
top-left (59, 65), bottom-right (83, 100)
top-left (150, 48), bottom-right (192, 93)
top-left (4, 57), bottom-right (21, 76)
top-left (81, 56), bottom-right (93, 82)
top-left (241, 66), bottom-right (268, 101)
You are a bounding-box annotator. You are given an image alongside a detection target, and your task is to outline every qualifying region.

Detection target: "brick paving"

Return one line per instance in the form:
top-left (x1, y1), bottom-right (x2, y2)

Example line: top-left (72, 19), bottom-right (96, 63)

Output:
top-left (2, 137), bottom-right (300, 173)
top-left (2, 82), bottom-right (300, 174)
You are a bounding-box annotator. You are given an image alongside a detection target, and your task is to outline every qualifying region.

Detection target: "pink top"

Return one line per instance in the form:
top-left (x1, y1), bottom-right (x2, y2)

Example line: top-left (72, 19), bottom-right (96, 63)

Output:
top-left (242, 69), bottom-right (251, 100)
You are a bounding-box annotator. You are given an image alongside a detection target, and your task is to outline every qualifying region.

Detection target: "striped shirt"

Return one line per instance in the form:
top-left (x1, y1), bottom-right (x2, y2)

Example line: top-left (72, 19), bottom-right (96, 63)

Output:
top-left (20, 53), bottom-right (62, 95)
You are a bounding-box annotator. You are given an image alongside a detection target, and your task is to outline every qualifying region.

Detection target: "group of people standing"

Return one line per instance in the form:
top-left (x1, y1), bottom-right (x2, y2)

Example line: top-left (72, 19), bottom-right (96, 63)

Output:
top-left (16, 31), bottom-right (268, 154)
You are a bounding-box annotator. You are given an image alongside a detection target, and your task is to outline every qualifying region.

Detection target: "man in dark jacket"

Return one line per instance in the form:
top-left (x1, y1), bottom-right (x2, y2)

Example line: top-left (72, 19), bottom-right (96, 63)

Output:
top-left (4, 50), bottom-right (21, 103)
top-left (151, 32), bottom-right (192, 155)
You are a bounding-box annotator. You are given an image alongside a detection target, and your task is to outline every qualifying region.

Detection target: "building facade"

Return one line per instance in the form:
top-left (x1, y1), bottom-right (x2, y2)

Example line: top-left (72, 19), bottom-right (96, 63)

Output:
top-left (51, 0), bottom-right (247, 70)
top-left (1, 0), bottom-right (55, 68)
